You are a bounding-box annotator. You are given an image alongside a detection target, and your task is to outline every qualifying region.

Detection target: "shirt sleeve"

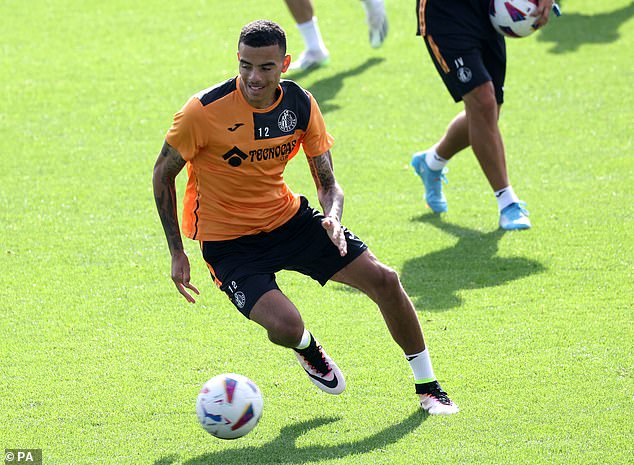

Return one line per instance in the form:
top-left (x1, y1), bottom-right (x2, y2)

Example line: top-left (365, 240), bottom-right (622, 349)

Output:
top-left (165, 97), bottom-right (207, 161)
top-left (301, 92), bottom-right (334, 158)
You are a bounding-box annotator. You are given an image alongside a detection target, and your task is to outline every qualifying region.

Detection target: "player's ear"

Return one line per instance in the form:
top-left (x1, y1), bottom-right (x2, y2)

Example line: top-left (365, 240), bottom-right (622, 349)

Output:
top-left (237, 52), bottom-right (241, 61)
top-left (282, 55), bottom-right (291, 73)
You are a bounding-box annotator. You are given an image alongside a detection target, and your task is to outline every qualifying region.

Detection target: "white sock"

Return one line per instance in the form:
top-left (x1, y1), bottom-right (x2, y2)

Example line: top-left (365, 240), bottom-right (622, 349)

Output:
top-left (495, 185), bottom-right (520, 212)
top-left (425, 147), bottom-right (448, 171)
top-left (361, 0), bottom-right (385, 25)
top-left (294, 328), bottom-right (312, 350)
top-left (297, 17), bottom-right (328, 54)
top-left (406, 349), bottom-right (436, 384)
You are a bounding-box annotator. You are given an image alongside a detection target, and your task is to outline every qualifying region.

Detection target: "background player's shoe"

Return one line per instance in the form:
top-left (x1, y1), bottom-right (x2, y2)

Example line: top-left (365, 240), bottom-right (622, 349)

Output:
top-left (499, 202), bottom-right (531, 230)
top-left (362, 0), bottom-right (388, 48)
top-left (289, 49), bottom-right (330, 71)
top-left (294, 339), bottom-right (345, 395)
top-left (411, 151), bottom-right (448, 213)
top-left (417, 380), bottom-right (459, 415)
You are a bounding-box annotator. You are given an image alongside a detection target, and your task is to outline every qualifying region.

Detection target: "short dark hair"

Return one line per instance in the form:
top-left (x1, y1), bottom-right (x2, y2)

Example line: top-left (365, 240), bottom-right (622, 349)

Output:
top-left (238, 20), bottom-right (286, 55)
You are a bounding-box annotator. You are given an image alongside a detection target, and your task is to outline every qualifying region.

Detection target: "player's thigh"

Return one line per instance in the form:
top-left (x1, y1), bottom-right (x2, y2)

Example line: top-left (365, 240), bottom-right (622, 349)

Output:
top-left (482, 35), bottom-right (506, 104)
top-left (249, 289), bottom-right (304, 340)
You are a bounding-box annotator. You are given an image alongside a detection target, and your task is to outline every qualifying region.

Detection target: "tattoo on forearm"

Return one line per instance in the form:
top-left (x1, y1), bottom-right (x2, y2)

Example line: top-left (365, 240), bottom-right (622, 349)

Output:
top-left (309, 153), bottom-right (335, 190)
top-left (156, 186), bottom-right (182, 252)
top-left (154, 143), bottom-right (187, 252)
top-left (308, 151), bottom-right (343, 220)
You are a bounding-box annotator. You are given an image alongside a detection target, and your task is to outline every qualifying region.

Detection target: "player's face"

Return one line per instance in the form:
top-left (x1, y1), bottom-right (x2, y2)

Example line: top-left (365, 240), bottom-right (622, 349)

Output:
top-left (237, 44), bottom-right (290, 109)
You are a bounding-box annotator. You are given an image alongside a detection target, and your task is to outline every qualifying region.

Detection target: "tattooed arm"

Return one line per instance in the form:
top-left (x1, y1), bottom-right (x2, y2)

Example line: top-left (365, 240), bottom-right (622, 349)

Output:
top-left (307, 150), bottom-right (347, 256)
top-left (152, 141), bottom-right (199, 302)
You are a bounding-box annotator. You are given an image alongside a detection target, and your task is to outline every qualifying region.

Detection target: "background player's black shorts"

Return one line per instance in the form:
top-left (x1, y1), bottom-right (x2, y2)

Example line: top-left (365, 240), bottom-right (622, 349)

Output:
top-left (417, 0), bottom-right (506, 103)
top-left (201, 197), bottom-right (368, 318)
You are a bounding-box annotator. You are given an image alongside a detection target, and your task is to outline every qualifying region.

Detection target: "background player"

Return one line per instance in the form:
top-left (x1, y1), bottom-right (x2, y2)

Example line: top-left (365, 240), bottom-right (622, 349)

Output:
top-left (285, 0), bottom-right (388, 71)
top-left (411, 0), bottom-right (554, 229)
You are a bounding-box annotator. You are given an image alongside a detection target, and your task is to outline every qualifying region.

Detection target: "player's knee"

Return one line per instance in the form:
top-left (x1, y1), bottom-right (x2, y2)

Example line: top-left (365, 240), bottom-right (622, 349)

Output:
top-left (371, 264), bottom-right (402, 300)
top-left (266, 318), bottom-right (303, 348)
top-left (465, 83), bottom-right (498, 116)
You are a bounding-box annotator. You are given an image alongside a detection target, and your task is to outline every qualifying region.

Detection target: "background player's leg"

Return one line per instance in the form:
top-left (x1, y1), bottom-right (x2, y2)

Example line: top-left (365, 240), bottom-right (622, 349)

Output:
top-left (410, 110), bottom-right (469, 212)
top-left (284, 0), bottom-right (313, 23)
top-left (285, 0), bottom-right (330, 71)
top-left (435, 110), bottom-right (470, 161)
top-left (361, 0), bottom-right (388, 48)
top-left (462, 81), bottom-right (508, 191)
top-left (463, 83), bottom-right (530, 229)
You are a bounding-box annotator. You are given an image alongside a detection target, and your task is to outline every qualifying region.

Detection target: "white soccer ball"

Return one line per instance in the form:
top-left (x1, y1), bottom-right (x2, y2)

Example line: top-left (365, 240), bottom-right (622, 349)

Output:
top-left (196, 373), bottom-right (263, 439)
top-left (489, 0), bottom-right (540, 38)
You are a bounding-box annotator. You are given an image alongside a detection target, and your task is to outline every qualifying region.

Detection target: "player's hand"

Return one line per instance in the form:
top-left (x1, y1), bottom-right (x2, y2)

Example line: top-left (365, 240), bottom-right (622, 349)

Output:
top-left (322, 216), bottom-right (347, 257)
top-left (171, 250), bottom-right (200, 303)
top-left (533, 0), bottom-right (554, 28)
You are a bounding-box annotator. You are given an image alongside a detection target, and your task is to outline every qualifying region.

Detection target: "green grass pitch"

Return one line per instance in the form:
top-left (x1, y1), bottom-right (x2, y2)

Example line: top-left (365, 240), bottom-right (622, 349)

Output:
top-left (1, 1), bottom-right (632, 464)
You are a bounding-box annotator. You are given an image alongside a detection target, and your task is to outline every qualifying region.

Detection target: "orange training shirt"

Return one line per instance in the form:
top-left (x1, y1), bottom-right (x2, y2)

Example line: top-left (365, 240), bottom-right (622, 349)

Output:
top-left (165, 77), bottom-right (334, 241)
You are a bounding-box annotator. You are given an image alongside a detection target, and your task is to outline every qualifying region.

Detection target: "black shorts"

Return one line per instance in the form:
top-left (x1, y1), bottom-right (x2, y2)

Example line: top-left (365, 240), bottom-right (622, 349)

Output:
top-left (417, 0), bottom-right (506, 103)
top-left (201, 197), bottom-right (368, 318)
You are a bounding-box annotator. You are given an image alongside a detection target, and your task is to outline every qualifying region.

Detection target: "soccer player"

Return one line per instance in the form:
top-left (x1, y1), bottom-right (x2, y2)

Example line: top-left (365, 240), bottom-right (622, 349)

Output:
top-left (411, 0), bottom-right (554, 229)
top-left (153, 19), bottom-right (457, 415)
top-left (285, 0), bottom-right (388, 71)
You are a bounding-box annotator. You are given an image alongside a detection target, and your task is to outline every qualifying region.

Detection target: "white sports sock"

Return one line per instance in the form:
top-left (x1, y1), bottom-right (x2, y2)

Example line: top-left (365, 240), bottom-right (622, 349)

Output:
top-left (495, 185), bottom-right (520, 212)
top-left (297, 17), bottom-right (327, 54)
top-left (425, 147), bottom-right (448, 171)
top-left (361, 0), bottom-right (385, 26)
top-left (294, 328), bottom-right (312, 350)
top-left (406, 349), bottom-right (436, 384)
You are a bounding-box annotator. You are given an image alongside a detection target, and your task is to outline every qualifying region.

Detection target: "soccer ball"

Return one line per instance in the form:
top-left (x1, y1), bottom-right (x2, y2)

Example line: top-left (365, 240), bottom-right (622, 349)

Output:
top-left (489, 0), bottom-right (539, 38)
top-left (196, 373), bottom-right (263, 439)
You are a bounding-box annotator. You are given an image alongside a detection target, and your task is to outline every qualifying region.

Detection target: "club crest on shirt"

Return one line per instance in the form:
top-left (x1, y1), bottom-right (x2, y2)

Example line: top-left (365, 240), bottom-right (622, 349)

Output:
top-left (278, 109), bottom-right (297, 133)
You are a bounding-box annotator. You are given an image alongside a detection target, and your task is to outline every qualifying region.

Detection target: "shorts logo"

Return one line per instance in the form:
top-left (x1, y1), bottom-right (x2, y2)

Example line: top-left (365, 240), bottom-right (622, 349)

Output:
top-left (278, 109), bottom-right (297, 133)
top-left (457, 67), bottom-right (472, 83)
top-left (234, 291), bottom-right (246, 309)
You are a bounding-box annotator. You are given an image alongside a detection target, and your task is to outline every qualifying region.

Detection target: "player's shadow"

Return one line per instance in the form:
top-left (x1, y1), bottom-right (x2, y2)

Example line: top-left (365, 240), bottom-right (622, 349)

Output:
top-left (401, 214), bottom-right (545, 311)
top-left (286, 57), bottom-right (385, 113)
top-left (538, 1), bottom-right (634, 53)
top-left (153, 411), bottom-right (425, 465)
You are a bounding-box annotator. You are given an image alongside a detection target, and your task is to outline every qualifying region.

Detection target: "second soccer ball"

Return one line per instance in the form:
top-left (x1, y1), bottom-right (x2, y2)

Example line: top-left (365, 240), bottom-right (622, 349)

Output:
top-left (489, 0), bottom-right (540, 38)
